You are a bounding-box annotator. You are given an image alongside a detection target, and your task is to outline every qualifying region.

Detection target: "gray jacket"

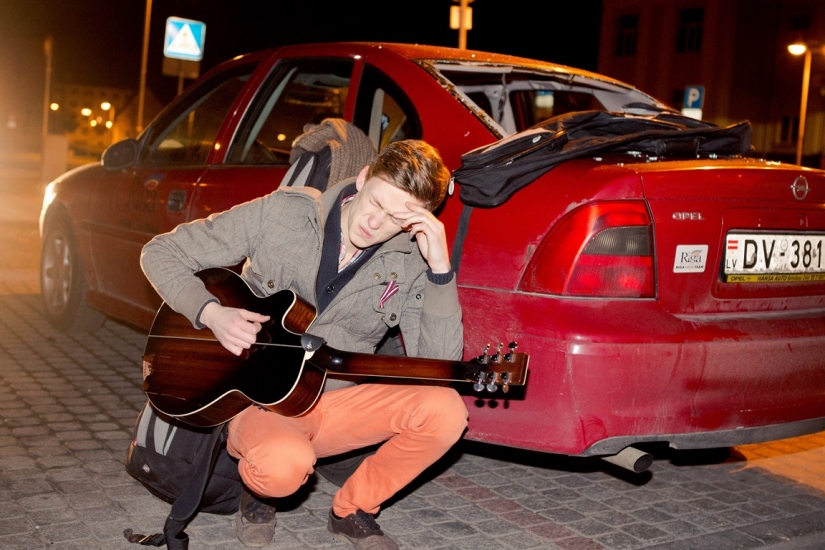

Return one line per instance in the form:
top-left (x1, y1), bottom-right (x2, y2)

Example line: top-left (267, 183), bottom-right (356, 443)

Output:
top-left (140, 179), bottom-right (464, 389)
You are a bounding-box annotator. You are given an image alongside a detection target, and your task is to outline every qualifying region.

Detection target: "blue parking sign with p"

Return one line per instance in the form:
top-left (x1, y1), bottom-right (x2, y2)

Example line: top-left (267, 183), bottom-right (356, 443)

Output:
top-left (164, 17), bottom-right (206, 62)
top-left (683, 86), bottom-right (705, 109)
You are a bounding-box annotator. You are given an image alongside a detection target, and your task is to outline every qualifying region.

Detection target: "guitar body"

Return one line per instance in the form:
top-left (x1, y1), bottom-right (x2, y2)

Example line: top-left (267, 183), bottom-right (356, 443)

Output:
top-left (143, 268), bottom-right (323, 426)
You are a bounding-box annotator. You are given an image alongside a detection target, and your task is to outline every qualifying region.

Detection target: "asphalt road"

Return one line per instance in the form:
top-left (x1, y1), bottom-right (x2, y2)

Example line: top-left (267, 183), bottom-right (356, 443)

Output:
top-left (1, 153), bottom-right (824, 549)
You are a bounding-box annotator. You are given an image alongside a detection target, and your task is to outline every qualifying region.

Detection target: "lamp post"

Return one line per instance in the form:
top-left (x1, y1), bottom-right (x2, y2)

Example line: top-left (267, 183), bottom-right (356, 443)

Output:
top-left (137, 0), bottom-right (153, 134)
top-left (450, 0), bottom-right (473, 50)
top-left (788, 42), bottom-right (813, 166)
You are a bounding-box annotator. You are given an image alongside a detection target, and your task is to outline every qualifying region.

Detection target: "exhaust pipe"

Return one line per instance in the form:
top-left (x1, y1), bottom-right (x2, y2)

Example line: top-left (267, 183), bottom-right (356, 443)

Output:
top-left (601, 446), bottom-right (653, 473)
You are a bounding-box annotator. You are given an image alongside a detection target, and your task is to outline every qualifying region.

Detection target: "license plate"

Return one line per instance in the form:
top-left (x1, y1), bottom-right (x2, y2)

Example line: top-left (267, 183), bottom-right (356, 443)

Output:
top-left (724, 232), bottom-right (825, 283)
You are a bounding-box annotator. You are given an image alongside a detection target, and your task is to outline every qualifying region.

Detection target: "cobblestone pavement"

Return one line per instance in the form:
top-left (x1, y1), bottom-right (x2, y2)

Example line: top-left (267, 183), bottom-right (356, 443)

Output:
top-left (2, 161), bottom-right (825, 549)
top-left (3, 291), bottom-right (825, 550)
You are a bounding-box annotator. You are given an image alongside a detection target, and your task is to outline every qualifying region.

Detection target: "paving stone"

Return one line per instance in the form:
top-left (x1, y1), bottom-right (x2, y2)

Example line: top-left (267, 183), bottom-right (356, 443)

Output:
top-left (527, 521), bottom-right (578, 541)
top-left (553, 536), bottom-right (607, 550)
top-left (445, 504), bottom-right (499, 524)
top-left (494, 530), bottom-right (551, 549)
top-left (657, 519), bottom-right (707, 538)
top-left (567, 517), bottom-right (615, 537)
top-left (451, 533), bottom-right (510, 549)
top-left (540, 506), bottom-right (587, 523)
top-left (430, 519), bottom-right (479, 539)
top-left (620, 522), bottom-right (670, 541)
top-left (629, 506), bottom-right (675, 523)
top-left (594, 530), bottom-right (643, 550)
top-left (685, 496), bottom-right (730, 512)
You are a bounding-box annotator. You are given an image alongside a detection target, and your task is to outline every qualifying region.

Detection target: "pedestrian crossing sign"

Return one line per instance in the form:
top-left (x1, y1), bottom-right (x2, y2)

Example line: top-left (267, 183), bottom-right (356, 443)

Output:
top-left (164, 17), bottom-right (206, 62)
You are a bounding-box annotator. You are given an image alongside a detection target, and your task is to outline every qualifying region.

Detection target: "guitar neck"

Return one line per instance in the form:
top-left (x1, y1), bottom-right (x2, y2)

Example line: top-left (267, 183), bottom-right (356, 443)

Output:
top-left (309, 346), bottom-right (475, 382)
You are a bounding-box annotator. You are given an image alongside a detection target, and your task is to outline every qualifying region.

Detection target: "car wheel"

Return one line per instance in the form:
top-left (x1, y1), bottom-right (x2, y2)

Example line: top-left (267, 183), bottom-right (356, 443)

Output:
top-left (40, 218), bottom-right (105, 333)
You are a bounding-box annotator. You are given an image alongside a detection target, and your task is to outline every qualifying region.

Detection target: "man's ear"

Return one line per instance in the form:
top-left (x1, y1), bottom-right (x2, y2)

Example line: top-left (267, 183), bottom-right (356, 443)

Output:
top-left (355, 167), bottom-right (369, 192)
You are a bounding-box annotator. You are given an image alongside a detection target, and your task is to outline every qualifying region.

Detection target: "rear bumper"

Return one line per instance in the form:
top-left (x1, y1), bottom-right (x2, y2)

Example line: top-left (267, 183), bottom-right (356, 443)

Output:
top-left (459, 287), bottom-right (825, 455)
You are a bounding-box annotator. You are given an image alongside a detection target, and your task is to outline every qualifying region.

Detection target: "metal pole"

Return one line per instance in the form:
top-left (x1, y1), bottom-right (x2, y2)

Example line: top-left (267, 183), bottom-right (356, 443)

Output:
top-left (42, 36), bottom-right (53, 143)
top-left (137, 0), bottom-right (153, 135)
top-left (458, 0), bottom-right (469, 50)
top-left (795, 47), bottom-right (811, 166)
top-left (108, 104), bottom-right (115, 144)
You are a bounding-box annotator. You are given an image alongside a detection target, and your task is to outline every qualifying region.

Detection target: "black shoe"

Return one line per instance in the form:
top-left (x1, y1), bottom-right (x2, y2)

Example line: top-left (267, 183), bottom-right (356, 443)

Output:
top-left (327, 508), bottom-right (399, 550)
top-left (234, 487), bottom-right (277, 548)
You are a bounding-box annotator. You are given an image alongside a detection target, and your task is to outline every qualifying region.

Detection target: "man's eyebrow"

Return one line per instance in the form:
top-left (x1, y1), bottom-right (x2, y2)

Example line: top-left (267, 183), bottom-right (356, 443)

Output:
top-left (372, 193), bottom-right (401, 214)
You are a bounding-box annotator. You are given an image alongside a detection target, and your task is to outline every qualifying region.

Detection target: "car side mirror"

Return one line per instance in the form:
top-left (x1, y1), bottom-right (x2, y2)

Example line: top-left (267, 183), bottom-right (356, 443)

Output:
top-left (102, 139), bottom-right (139, 171)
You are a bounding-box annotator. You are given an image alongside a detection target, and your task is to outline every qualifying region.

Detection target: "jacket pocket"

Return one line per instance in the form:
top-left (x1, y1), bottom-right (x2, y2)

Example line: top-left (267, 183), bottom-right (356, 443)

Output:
top-left (245, 251), bottom-right (300, 295)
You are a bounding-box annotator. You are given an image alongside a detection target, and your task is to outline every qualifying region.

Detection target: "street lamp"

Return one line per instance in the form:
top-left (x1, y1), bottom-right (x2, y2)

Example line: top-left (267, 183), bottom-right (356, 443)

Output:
top-left (788, 42), bottom-right (812, 166)
top-left (101, 102), bottom-right (115, 130)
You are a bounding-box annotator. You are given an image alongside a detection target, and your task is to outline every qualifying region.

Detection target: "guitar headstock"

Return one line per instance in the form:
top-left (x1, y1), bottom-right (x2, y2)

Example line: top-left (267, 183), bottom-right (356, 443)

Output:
top-left (465, 342), bottom-right (529, 394)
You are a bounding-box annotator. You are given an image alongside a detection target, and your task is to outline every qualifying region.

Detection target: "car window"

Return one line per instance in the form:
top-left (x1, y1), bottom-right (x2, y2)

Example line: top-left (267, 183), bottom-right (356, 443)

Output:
top-left (467, 89), bottom-right (605, 130)
top-left (141, 64), bottom-right (256, 166)
top-left (426, 63), bottom-right (662, 137)
top-left (228, 58), bottom-right (353, 165)
top-left (353, 64), bottom-right (422, 151)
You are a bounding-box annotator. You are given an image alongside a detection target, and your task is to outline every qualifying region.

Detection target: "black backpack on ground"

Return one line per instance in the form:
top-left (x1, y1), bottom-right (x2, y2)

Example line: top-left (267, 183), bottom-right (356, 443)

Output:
top-left (123, 401), bottom-right (242, 549)
top-left (122, 400), bottom-right (373, 548)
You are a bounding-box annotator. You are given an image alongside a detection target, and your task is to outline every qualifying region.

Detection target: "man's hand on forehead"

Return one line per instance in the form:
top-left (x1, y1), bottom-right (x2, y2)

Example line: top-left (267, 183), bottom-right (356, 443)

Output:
top-left (391, 201), bottom-right (428, 230)
top-left (395, 202), bottom-right (451, 274)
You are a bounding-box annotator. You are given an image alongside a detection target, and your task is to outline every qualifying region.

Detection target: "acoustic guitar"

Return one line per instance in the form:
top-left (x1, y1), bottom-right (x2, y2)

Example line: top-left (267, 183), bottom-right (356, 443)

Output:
top-left (142, 267), bottom-right (529, 427)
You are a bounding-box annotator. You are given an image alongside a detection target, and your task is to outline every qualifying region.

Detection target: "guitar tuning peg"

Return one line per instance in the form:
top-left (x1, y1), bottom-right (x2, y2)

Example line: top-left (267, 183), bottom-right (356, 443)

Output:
top-left (493, 342), bottom-right (503, 363)
top-left (473, 371), bottom-right (486, 393)
top-left (478, 343), bottom-right (491, 364)
top-left (505, 341), bottom-right (518, 362)
top-left (500, 372), bottom-right (510, 393)
top-left (479, 371), bottom-right (494, 392)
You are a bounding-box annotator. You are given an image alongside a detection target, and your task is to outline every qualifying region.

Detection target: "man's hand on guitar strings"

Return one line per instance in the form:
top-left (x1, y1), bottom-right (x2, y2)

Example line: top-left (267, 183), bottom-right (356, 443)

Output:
top-left (200, 302), bottom-right (270, 356)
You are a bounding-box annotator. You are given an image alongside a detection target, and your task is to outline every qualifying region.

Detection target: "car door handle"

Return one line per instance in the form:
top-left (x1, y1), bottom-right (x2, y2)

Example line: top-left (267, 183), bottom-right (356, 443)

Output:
top-left (167, 189), bottom-right (187, 212)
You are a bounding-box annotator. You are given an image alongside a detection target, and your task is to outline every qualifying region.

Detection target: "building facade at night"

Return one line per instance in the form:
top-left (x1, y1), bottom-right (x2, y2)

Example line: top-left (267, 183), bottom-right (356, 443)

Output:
top-left (598, 0), bottom-right (825, 166)
top-left (48, 84), bottom-right (132, 156)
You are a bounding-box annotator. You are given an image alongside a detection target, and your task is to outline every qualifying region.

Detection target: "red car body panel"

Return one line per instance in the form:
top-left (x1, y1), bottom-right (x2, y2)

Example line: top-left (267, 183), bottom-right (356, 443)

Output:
top-left (40, 42), bottom-right (825, 458)
top-left (456, 157), bottom-right (825, 454)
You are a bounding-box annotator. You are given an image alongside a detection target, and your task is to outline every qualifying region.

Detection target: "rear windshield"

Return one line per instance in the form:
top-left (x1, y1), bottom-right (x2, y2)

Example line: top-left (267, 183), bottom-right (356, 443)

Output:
top-left (425, 62), bottom-right (663, 138)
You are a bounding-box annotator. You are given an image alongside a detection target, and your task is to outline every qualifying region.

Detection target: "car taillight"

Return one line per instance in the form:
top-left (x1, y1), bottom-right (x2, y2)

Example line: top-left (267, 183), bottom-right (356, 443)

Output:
top-left (519, 201), bottom-right (655, 298)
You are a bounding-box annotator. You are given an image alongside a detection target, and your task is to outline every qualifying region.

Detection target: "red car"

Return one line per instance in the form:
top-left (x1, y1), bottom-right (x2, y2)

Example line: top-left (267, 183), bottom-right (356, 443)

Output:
top-left (39, 42), bottom-right (825, 467)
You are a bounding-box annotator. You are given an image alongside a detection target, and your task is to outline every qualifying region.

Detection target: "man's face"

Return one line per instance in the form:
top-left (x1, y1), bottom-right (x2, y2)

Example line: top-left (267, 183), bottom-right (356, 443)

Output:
top-left (343, 168), bottom-right (425, 250)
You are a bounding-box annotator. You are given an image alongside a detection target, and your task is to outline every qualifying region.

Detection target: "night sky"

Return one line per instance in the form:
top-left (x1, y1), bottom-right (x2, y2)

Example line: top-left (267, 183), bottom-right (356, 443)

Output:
top-left (0, 0), bottom-right (603, 128)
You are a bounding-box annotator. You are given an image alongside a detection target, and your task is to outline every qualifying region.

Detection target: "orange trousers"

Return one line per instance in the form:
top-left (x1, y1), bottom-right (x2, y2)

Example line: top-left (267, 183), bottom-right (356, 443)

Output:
top-left (226, 383), bottom-right (469, 517)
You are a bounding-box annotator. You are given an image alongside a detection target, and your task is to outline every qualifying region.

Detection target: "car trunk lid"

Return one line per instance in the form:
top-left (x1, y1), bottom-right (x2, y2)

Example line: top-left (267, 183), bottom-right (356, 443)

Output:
top-left (639, 159), bottom-right (825, 314)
